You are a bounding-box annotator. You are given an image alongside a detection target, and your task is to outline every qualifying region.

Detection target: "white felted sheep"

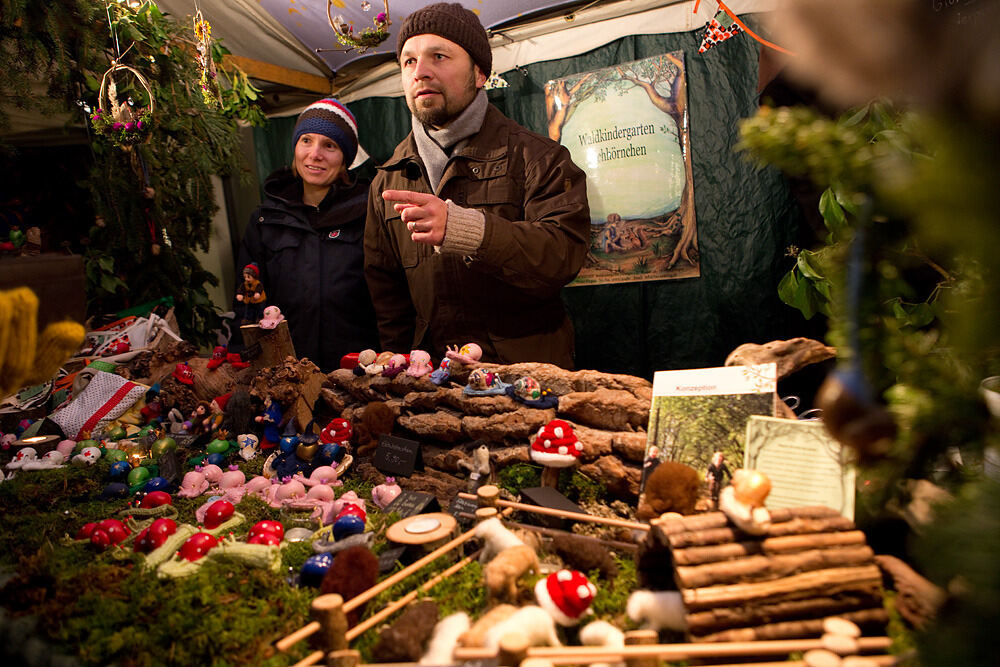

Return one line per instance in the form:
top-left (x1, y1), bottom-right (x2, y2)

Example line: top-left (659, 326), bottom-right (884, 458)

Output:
top-left (580, 619), bottom-right (626, 667)
top-left (420, 612), bottom-right (470, 665)
top-left (475, 517), bottom-right (525, 563)
top-left (483, 605), bottom-right (562, 650)
top-left (626, 590), bottom-right (686, 632)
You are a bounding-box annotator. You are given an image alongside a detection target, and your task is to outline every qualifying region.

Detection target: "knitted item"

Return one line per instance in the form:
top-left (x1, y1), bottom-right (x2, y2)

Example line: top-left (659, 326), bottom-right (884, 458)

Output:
top-left (0, 287), bottom-right (84, 398)
top-left (396, 2), bottom-right (492, 75)
top-left (440, 200), bottom-right (485, 255)
top-left (292, 98), bottom-right (360, 169)
top-left (24, 320), bottom-right (85, 387)
top-left (2, 288), bottom-right (38, 395)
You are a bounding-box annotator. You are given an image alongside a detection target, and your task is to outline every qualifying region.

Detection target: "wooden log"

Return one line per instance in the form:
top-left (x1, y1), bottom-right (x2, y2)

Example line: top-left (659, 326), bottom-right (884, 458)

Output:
top-left (653, 506), bottom-right (840, 537)
top-left (675, 545), bottom-right (875, 588)
top-left (691, 608), bottom-right (888, 643)
top-left (241, 320), bottom-right (295, 369)
top-left (624, 629), bottom-right (659, 667)
top-left (673, 530), bottom-right (868, 566)
top-left (668, 516), bottom-right (857, 549)
top-left (683, 564), bottom-right (883, 610)
top-left (498, 631), bottom-right (530, 667)
top-left (685, 592), bottom-right (884, 635)
top-left (477, 484), bottom-right (500, 508)
top-left (309, 594), bottom-right (348, 662)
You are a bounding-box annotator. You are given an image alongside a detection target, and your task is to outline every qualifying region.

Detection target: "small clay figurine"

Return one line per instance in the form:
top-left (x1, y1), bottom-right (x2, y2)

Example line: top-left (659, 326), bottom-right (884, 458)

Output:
top-left (354, 349), bottom-right (377, 376)
top-left (505, 375), bottom-right (559, 408)
top-left (429, 357), bottom-right (452, 386)
top-left (445, 343), bottom-right (482, 366)
top-left (535, 569), bottom-right (597, 627)
top-left (236, 262), bottom-right (267, 323)
top-left (259, 305), bottom-right (284, 330)
top-left (382, 353), bottom-right (408, 378)
top-left (463, 368), bottom-right (509, 396)
top-left (372, 476), bottom-right (402, 509)
top-left (365, 350), bottom-right (393, 375)
top-left (719, 468), bottom-right (772, 535)
top-left (406, 350), bottom-right (433, 378)
top-left (206, 345), bottom-right (228, 370)
top-left (256, 396), bottom-right (283, 449)
top-left (457, 443), bottom-right (492, 492)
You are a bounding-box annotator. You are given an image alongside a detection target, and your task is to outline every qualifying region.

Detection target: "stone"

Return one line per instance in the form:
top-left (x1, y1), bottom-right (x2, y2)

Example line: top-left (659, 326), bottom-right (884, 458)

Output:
top-left (579, 455), bottom-right (641, 499)
top-left (558, 388), bottom-right (649, 431)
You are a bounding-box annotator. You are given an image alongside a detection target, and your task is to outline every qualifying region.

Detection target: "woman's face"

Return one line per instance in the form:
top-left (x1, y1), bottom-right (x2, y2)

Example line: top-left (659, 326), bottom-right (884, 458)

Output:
top-left (293, 133), bottom-right (345, 190)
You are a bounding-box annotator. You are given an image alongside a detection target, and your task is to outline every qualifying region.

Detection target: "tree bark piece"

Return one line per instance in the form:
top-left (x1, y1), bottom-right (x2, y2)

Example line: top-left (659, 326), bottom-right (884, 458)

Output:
top-left (241, 320), bottom-right (295, 370)
top-left (725, 337), bottom-right (836, 381)
top-left (873, 554), bottom-right (946, 630)
top-left (668, 516), bottom-right (857, 549)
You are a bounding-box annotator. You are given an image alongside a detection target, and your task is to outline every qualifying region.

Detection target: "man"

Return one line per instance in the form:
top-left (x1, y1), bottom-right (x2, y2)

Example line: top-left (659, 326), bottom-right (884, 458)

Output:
top-left (364, 3), bottom-right (591, 368)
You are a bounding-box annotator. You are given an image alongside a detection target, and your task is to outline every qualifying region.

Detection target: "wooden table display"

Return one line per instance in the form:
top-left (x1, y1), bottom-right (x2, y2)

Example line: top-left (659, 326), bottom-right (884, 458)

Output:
top-left (650, 505), bottom-right (887, 642)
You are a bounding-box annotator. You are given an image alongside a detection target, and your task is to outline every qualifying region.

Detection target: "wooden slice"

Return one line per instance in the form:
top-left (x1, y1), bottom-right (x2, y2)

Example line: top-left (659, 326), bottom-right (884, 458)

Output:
top-left (386, 512), bottom-right (457, 545)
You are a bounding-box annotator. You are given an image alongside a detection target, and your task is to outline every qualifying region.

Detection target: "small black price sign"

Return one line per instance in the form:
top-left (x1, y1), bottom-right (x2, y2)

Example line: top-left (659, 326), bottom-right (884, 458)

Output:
top-left (377, 545), bottom-right (408, 573)
top-left (448, 495), bottom-right (479, 525)
top-left (384, 490), bottom-right (440, 518)
top-left (373, 434), bottom-right (422, 477)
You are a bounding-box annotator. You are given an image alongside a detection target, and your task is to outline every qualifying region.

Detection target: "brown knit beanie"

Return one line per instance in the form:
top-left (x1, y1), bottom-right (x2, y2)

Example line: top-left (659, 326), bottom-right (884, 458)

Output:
top-left (396, 2), bottom-right (492, 75)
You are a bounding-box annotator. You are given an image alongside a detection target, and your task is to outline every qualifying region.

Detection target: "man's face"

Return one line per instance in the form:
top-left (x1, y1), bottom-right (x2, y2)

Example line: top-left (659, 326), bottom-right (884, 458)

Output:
top-left (400, 34), bottom-right (487, 128)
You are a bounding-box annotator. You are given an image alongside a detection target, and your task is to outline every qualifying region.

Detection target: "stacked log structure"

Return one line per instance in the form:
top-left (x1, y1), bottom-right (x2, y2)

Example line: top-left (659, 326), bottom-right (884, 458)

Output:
top-left (323, 362), bottom-right (652, 499)
top-left (645, 506), bottom-right (888, 642)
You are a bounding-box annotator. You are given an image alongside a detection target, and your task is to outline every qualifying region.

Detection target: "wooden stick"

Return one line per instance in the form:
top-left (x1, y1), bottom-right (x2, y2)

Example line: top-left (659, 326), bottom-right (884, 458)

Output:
top-left (343, 522), bottom-right (479, 613)
top-left (653, 506), bottom-right (840, 536)
top-left (500, 519), bottom-right (639, 553)
top-left (452, 637), bottom-right (892, 662)
top-left (682, 564), bottom-right (883, 610)
top-left (458, 492), bottom-right (649, 531)
top-left (668, 516), bottom-right (857, 549)
top-left (289, 650), bottom-right (324, 667)
top-left (692, 608), bottom-right (889, 643)
top-left (624, 629), bottom-right (658, 667)
top-left (277, 622), bottom-right (321, 652)
top-left (312, 594), bottom-right (348, 659)
top-left (675, 545), bottom-right (875, 588)
top-left (673, 530), bottom-right (868, 566)
top-left (685, 593), bottom-right (884, 634)
top-left (345, 550), bottom-right (480, 641)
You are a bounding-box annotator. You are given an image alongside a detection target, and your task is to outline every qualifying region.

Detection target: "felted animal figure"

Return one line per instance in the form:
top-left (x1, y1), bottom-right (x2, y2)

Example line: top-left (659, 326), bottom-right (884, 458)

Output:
top-left (353, 401), bottom-right (395, 458)
top-left (483, 544), bottom-right (540, 603)
top-left (580, 620), bottom-right (626, 667)
top-left (371, 477), bottom-right (402, 509)
top-left (719, 469), bottom-right (772, 535)
top-left (636, 460), bottom-right (701, 520)
top-left (483, 605), bottom-right (562, 650)
top-left (550, 533), bottom-right (619, 580)
top-left (457, 604), bottom-right (517, 648)
top-left (381, 353), bottom-right (408, 378)
top-left (319, 545), bottom-right (379, 627)
top-left (221, 388), bottom-right (256, 438)
top-left (406, 350), bottom-right (433, 378)
top-left (474, 517), bottom-right (526, 563)
top-left (177, 470), bottom-right (209, 498)
top-left (420, 612), bottom-right (470, 665)
top-left (372, 599), bottom-right (439, 663)
top-left (445, 342), bottom-right (483, 366)
top-left (626, 589), bottom-right (686, 633)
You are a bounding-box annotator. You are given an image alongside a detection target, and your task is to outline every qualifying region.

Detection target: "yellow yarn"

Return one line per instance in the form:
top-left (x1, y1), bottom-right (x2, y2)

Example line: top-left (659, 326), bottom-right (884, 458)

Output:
top-left (24, 320), bottom-right (85, 387)
top-left (0, 287), bottom-right (84, 397)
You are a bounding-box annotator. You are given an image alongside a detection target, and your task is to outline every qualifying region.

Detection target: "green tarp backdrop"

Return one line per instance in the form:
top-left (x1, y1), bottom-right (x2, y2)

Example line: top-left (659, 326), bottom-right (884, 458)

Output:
top-left (254, 29), bottom-right (805, 379)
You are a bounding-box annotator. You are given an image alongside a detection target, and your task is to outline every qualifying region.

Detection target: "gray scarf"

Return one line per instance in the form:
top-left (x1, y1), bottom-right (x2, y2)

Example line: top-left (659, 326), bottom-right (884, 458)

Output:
top-left (412, 89), bottom-right (488, 194)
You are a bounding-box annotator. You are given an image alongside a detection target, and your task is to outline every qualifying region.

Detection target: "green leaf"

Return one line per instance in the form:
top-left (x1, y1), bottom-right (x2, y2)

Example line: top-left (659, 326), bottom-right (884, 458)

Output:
top-left (842, 105), bottom-right (869, 128)
top-left (794, 275), bottom-right (818, 320)
top-left (98, 256), bottom-right (114, 273)
top-left (797, 250), bottom-right (824, 280)
top-left (819, 188), bottom-right (849, 239)
top-left (100, 274), bottom-right (125, 294)
top-left (778, 270), bottom-right (799, 307)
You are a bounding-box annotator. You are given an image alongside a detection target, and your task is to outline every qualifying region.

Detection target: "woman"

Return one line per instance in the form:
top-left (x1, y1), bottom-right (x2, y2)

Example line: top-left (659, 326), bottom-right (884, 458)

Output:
top-left (236, 98), bottom-right (377, 372)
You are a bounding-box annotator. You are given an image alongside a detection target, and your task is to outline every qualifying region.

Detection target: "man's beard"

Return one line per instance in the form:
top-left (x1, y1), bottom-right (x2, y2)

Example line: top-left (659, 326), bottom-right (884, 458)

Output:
top-left (409, 68), bottom-right (478, 128)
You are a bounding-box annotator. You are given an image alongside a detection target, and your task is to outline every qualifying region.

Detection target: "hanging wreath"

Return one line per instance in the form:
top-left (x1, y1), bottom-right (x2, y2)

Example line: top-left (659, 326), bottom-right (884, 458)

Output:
top-left (193, 10), bottom-right (222, 108)
top-left (91, 63), bottom-right (155, 148)
top-left (327, 0), bottom-right (391, 53)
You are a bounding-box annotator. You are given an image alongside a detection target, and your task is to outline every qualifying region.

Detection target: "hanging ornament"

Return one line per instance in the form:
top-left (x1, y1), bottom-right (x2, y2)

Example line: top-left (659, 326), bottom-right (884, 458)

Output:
top-left (699, 8), bottom-right (743, 54)
top-left (91, 62), bottom-right (155, 149)
top-left (193, 10), bottom-right (222, 108)
top-left (484, 71), bottom-right (509, 90)
top-left (324, 0), bottom-right (391, 53)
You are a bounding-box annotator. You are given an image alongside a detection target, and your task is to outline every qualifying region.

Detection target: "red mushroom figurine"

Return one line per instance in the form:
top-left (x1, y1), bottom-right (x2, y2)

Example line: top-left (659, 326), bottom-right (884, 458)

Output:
top-left (530, 419), bottom-right (584, 487)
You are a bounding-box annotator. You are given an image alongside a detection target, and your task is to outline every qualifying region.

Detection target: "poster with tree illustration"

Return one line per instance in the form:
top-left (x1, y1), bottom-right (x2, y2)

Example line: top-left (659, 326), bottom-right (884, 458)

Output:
top-left (639, 364), bottom-right (777, 508)
top-left (544, 52), bottom-right (699, 285)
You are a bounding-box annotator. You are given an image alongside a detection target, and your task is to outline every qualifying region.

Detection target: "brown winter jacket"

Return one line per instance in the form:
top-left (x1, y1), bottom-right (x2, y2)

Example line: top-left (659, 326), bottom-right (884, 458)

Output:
top-left (364, 104), bottom-right (591, 368)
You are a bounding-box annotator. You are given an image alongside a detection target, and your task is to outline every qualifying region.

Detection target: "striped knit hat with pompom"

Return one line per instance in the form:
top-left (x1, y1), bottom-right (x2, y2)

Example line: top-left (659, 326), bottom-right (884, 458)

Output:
top-left (292, 98), bottom-right (362, 169)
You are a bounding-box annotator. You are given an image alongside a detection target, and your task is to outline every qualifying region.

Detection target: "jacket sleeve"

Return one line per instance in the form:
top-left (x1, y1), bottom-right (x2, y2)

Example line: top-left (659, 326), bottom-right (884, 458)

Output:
top-left (470, 138), bottom-right (591, 293)
top-left (364, 177), bottom-right (418, 353)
